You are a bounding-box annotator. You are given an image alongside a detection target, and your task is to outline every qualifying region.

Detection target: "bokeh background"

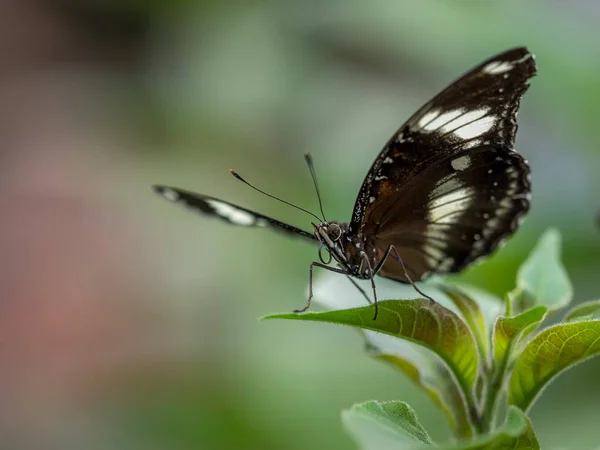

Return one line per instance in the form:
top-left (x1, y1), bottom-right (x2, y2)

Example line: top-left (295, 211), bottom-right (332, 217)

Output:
top-left (1, 1), bottom-right (599, 449)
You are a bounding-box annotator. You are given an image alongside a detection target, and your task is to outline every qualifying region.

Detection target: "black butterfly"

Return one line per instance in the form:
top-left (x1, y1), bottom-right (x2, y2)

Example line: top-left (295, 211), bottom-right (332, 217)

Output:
top-left (153, 47), bottom-right (536, 319)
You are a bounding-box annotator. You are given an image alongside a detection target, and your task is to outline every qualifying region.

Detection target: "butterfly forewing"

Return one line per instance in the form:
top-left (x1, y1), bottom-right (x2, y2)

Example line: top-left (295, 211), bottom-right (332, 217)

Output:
top-left (153, 185), bottom-right (316, 242)
top-left (350, 47), bottom-right (536, 282)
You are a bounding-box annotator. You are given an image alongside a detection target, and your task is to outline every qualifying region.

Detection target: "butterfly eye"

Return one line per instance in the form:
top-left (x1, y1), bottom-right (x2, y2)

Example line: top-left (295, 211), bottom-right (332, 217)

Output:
top-left (327, 223), bottom-right (342, 241)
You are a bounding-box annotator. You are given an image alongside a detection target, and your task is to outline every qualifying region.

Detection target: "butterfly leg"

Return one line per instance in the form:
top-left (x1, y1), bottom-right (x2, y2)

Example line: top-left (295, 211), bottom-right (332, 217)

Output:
top-left (294, 261), bottom-right (348, 313)
top-left (359, 252), bottom-right (379, 320)
top-left (345, 275), bottom-right (372, 305)
top-left (374, 245), bottom-right (437, 304)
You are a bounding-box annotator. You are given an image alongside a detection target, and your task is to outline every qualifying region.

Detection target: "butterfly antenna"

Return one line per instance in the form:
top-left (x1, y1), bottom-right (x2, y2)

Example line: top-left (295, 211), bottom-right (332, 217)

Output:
top-left (304, 153), bottom-right (327, 222)
top-left (229, 169), bottom-right (324, 223)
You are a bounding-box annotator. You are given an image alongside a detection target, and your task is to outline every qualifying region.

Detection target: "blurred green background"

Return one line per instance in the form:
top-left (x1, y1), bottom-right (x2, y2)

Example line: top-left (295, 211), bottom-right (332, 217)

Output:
top-left (1, 1), bottom-right (599, 449)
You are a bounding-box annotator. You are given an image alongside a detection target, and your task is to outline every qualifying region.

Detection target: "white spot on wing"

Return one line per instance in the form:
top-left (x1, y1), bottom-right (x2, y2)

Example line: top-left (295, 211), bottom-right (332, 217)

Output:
top-left (417, 109), bottom-right (441, 129)
top-left (487, 218), bottom-right (502, 229)
top-left (205, 200), bottom-right (256, 226)
top-left (423, 108), bottom-right (465, 132)
top-left (521, 52), bottom-right (534, 63)
top-left (451, 156), bottom-right (471, 171)
top-left (424, 228), bottom-right (449, 242)
top-left (437, 257), bottom-right (454, 271)
top-left (428, 187), bottom-right (475, 224)
top-left (441, 108), bottom-right (488, 134)
top-left (462, 140), bottom-right (480, 150)
top-left (453, 115), bottom-right (496, 140)
top-left (430, 176), bottom-right (464, 199)
top-left (160, 188), bottom-right (179, 202)
top-left (383, 157), bottom-right (393, 164)
top-left (483, 61), bottom-right (513, 74)
top-left (424, 245), bottom-right (445, 267)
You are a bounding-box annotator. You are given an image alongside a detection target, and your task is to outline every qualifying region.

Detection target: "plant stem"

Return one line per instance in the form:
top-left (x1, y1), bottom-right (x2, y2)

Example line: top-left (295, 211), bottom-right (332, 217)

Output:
top-left (479, 359), bottom-right (507, 433)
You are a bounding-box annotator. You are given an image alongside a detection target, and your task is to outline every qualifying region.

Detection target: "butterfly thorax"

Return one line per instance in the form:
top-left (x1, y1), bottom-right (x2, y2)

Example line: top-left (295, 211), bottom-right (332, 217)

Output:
top-left (313, 221), bottom-right (378, 279)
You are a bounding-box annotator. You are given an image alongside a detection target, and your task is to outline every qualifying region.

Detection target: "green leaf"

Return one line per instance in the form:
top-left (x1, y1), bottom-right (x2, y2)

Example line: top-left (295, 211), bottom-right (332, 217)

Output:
top-left (493, 306), bottom-right (547, 367)
top-left (448, 407), bottom-right (539, 449)
top-left (564, 299), bottom-right (600, 322)
top-left (509, 320), bottom-right (600, 411)
top-left (342, 401), bottom-right (432, 450)
top-left (513, 228), bottom-right (572, 314)
top-left (264, 299), bottom-right (479, 397)
top-left (305, 275), bottom-right (482, 439)
top-left (342, 403), bottom-right (539, 450)
top-left (428, 277), bottom-right (503, 328)
top-left (438, 283), bottom-right (490, 361)
top-left (371, 350), bottom-right (473, 439)
top-left (453, 284), bottom-right (503, 326)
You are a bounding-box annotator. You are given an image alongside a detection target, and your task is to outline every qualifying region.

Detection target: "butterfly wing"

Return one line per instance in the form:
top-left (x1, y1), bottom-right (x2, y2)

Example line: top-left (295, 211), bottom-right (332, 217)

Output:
top-left (350, 47), bottom-right (536, 282)
top-left (153, 185), bottom-right (317, 243)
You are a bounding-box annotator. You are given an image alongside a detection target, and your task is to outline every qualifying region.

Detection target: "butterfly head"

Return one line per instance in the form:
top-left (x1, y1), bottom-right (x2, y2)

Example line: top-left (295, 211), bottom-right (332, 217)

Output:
top-left (310, 221), bottom-right (353, 267)
top-left (312, 221), bottom-right (346, 244)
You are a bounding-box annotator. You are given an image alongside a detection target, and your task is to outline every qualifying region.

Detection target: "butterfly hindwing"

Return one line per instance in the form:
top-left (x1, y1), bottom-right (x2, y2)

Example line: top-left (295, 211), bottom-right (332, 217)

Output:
top-left (350, 47), bottom-right (536, 281)
top-left (372, 148), bottom-right (530, 282)
top-left (153, 186), bottom-right (316, 242)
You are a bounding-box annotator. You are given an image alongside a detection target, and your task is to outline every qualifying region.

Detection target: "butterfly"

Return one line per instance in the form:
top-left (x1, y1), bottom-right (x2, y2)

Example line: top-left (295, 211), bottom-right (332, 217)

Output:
top-left (153, 47), bottom-right (536, 319)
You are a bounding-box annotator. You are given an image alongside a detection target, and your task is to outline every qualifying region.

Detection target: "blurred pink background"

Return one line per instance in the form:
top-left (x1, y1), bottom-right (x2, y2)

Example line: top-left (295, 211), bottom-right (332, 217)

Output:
top-left (1, 1), bottom-right (599, 449)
